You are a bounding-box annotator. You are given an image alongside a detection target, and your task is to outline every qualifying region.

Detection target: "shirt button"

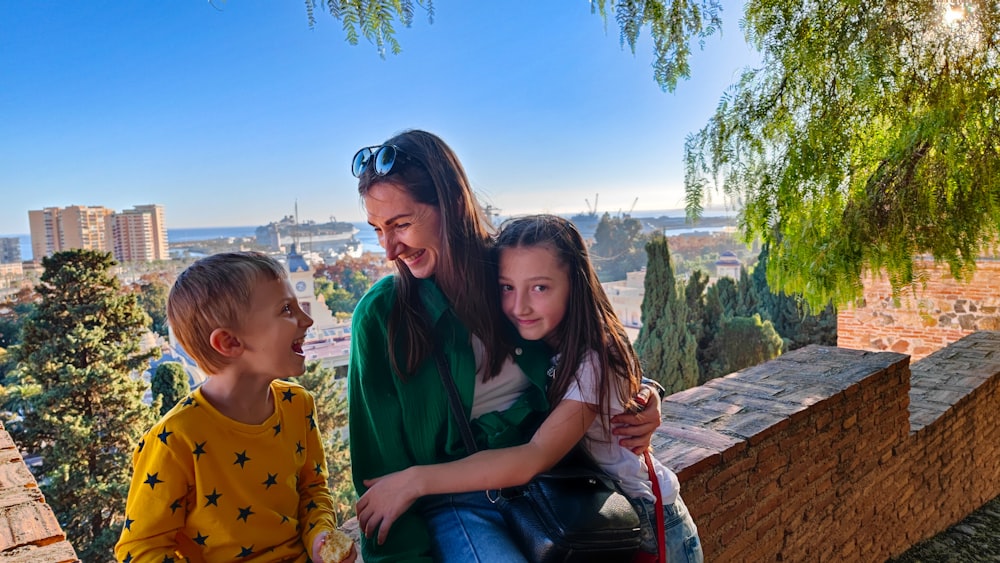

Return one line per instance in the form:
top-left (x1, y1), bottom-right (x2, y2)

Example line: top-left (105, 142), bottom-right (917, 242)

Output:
top-left (515, 347), bottom-right (522, 356)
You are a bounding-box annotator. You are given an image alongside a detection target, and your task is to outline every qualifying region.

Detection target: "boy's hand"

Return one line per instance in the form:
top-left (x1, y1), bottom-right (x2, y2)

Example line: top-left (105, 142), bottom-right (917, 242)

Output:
top-left (610, 385), bottom-right (661, 454)
top-left (357, 467), bottom-right (422, 545)
top-left (312, 530), bottom-right (357, 563)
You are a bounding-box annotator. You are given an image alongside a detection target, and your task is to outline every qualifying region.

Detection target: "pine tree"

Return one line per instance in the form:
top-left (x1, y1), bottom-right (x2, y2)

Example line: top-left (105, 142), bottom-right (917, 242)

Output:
top-left (151, 361), bottom-right (190, 415)
top-left (709, 315), bottom-right (783, 377)
top-left (634, 234), bottom-right (698, 393)
top-left (5, 250), bottom-right (158, 560)
top-left (292, 362), bottom-right (355, 526)
top-left (589, 212), bottom-right (648, 282)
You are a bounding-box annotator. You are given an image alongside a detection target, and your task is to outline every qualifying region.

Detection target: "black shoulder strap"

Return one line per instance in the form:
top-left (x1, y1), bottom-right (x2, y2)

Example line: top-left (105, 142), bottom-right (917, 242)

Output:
top-left (434, 347), bottom-right (478, 455)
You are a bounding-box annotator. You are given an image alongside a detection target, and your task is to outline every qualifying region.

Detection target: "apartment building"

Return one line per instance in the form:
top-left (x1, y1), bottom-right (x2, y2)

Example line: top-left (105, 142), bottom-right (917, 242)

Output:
top-left (28, 205), bottom-right (114, 261)
top-left (110, 205), bottom-right (169, 262)
top-left (28, 204), bottom-right (168, 263)
top-left (0, 237), bottom-right (20, 264)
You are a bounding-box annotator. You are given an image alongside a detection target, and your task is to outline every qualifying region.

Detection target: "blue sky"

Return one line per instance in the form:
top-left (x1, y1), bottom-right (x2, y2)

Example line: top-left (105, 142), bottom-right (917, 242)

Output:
top-left (0, 1), bottom-right (758, 233)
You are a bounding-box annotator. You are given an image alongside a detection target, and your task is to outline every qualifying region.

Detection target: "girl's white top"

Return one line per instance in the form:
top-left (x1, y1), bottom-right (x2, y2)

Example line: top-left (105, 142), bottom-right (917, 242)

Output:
top-left (563, 350), bottom-right (680, 504)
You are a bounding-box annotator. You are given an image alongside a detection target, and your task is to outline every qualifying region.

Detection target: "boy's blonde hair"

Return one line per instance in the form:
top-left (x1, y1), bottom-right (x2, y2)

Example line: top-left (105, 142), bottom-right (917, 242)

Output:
top-left (167, 251), bottom-right (287, 374)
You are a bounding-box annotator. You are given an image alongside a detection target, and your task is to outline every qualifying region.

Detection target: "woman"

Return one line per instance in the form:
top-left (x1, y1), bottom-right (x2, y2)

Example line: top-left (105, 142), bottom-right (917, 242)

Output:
top-left (348, 129), bottom-right (663, 563)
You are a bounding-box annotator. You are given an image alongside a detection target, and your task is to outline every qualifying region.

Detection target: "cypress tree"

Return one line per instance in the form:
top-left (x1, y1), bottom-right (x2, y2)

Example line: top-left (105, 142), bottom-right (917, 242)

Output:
top-left (5, 250), bottom-right (158, 560)
top-left (151, 361), bottom-right (190, 415)
top-left (634, 234), bottom-right (698, 393)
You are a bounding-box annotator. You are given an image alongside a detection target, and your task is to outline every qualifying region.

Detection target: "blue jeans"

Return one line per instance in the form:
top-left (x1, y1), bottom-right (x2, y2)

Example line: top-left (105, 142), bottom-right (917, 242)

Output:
top-left (420, 491), bottom-right (529, 563)
top-left (630, 493), bottom-right (704, 563)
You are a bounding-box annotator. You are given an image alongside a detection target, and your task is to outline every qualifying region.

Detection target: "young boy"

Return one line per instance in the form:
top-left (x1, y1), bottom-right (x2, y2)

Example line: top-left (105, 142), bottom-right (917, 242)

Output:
top-left (115, 251), bottom-right (355, 563)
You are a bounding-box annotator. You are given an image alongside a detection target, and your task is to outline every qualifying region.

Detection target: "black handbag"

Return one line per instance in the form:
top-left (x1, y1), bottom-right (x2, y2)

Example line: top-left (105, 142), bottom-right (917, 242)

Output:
top-left (434, 350), bottom-right (642, 563)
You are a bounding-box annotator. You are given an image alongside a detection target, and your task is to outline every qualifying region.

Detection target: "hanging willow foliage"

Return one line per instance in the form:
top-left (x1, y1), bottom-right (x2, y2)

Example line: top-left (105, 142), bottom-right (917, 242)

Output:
top-left (684, 0), bottom-right (1000, 306)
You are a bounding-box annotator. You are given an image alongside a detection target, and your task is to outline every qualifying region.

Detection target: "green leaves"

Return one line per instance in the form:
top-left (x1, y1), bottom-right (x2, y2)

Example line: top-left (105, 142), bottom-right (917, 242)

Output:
top-left (306, 0), bottom-right (434, 57)
top-left (685, 0), bottom-right (1000, 306)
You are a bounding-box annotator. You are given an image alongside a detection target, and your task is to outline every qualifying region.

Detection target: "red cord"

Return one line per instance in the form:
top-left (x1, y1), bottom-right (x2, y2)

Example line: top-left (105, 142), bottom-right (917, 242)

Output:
top-left (644, 449), bottom-right (667, 563)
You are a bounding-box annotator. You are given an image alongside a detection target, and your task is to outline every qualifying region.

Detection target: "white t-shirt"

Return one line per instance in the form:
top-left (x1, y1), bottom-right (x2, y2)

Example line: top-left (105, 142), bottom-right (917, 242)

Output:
top-left (563, 351), bottom-right (680, 504)
top-left (470, 336), bottom-right (531, 418)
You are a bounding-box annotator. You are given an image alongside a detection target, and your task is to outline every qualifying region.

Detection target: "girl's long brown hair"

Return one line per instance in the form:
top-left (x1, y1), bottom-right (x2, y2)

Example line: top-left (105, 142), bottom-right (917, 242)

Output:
top-left (357, 130), bottom-right (510, 380)
top-left (496, 214), bottom-right (642, 425)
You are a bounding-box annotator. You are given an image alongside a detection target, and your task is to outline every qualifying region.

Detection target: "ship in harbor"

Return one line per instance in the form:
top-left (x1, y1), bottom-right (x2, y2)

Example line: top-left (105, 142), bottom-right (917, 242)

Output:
top-left (255, 215), bottom-right (360, 258)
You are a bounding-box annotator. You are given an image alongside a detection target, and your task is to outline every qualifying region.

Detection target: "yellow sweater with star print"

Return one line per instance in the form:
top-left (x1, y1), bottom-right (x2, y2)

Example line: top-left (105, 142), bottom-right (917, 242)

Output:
top-left (115, 379), bottom-right (335, 563)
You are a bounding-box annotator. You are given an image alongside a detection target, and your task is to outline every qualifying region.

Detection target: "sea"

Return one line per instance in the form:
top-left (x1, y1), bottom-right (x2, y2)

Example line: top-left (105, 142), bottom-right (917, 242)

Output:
top-left (2, 213), bottom-right (730, 262)
top-left (2, 223), bottom-right (385, 262)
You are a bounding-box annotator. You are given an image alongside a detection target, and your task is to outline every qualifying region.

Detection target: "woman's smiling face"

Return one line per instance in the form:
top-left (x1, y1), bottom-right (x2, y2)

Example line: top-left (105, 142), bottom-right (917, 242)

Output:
top-left (364, 181), bottom-right (443, 279)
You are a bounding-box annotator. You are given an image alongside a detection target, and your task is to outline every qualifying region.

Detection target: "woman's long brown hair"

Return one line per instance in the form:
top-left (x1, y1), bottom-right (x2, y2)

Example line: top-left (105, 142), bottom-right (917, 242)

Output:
top-left (357, 130), bottom-right (511, 380)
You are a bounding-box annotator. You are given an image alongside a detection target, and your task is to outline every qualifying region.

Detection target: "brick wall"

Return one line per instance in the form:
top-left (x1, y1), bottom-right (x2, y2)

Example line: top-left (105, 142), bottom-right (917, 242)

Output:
top-left (838, 259), bottom-right (1000, 361)
top-left (658, 332), bottom-right (1000, 561)
top-left (0, 421), bottom-right (77, 563)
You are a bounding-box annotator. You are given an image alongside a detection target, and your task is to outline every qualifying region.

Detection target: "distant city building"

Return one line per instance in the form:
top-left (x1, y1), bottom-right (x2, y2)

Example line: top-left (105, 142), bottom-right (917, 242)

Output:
top-left (0, 237), bottom-right (20, 264)
top-left (715, 251), bottom-right (742, 280)
top-left (285, 244), bottom-right (351, 369)
top-left (29, 205), bottom-right (114, 261)
top-left (28, 203), bottom-right (168, 263)
top-left (111, 204), bottom-right (169, 262)
top-left (603, 269), bottom-right (646, 342)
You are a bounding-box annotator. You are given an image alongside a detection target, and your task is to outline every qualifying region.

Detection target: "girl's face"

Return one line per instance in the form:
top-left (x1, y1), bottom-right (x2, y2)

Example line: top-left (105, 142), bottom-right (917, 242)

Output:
top-left (364, 181), bottom-right (443, 279)
top-left (499, 244), bottom-right (570, 348)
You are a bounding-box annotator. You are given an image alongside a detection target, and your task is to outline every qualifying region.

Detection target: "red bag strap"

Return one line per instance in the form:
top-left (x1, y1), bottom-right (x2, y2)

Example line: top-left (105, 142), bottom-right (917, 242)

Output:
top-left (644, 450), bottom-right (667, 563)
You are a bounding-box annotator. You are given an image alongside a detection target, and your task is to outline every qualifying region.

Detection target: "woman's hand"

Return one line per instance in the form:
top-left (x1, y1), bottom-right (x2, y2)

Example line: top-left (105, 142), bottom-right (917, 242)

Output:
top-left (610, 385), bottom-right (662, 454)
top-left (357, 468), bottom-right (422, 545)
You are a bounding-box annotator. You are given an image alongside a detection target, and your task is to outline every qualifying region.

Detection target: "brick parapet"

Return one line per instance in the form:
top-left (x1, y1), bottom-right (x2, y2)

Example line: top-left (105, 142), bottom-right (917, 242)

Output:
top-left (655, 332), bottom-right (1000, 561)
top-left (0, 421), bottom-right (78, 563)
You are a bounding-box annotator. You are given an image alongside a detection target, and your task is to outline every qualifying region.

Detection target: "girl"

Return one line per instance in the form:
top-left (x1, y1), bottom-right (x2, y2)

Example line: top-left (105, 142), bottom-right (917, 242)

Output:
top-left (356, 214), bottom-right (703, 562)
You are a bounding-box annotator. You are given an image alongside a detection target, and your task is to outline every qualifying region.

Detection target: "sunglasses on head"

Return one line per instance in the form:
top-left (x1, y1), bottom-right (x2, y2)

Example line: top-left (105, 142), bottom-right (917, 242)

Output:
top-left (351, 144), bottom-right (415, 178)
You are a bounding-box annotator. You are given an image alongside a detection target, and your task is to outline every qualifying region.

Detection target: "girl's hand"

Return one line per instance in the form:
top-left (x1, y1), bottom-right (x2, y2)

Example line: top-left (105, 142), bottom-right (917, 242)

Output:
top-left (357, 467), bottom-right (422, 545)
top-left (610, 385), bottom-right (662, 454)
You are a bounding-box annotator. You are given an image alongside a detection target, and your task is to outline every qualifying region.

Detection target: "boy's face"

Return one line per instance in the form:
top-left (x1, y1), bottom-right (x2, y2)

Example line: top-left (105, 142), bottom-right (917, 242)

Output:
top-left (233, 275), bottom-right (314, 379)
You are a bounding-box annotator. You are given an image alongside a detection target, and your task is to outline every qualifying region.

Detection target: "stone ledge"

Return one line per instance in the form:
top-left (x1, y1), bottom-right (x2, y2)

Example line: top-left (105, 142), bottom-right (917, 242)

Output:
top-left (0, 422), bottom-right (78, 563)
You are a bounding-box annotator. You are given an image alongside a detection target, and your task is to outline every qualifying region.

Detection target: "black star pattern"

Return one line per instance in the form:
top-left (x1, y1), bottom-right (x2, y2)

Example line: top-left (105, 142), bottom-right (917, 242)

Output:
top-left (282, 389), bottom-right (295, 402)
top-left (306, 500), bottom-right (317, 511)
top-left (124, 515), bottom-right (134, 531)
top-left (192, 441), bottom-right (206, 460)
top-left (144, 472), bottom-right (163, 490)
top-left (313, 461), bottom-right (323, 476)
top-left (193, 531), bottom-right (209, 545)
top-left (280, 514), bottom-right (290, 524)
top-left (295, 441), bottom-right (304, 455)
top-left (182, 396), bottom-right (195, 407)
top-left (308, 521), bottom-right (317, 531)
top-left (272, 422), bottom-right (281, 436)
top-left (204, 488), bottom-right (222, 507)
top-left (137, 439), bottom-right (145, 453)
top-left (157, 427), bottom-right (173, 445)
top-left (262, 473), bottom-right (278, 489)
top-left (233, 450), bottom-right (251, 468)
top-left (307, 411), bottom-right (316, 430)
top-left (123, 553), bottom-right (133, 563)
top-left (238, 546), bottom-right (254, 558)
top-left (163, 556), bottom-right (175, 563)
top-left (237, 505), bottom-right (254, 522)
top-left (169, 499), bottom-right (183, 514)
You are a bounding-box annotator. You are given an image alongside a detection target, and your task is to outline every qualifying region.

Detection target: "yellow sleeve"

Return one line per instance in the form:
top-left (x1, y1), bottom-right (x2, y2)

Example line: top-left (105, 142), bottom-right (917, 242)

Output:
top-left (115, 421), bottom-right (190, 562)
top-left (297, 387), bottom-right (337, 552)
